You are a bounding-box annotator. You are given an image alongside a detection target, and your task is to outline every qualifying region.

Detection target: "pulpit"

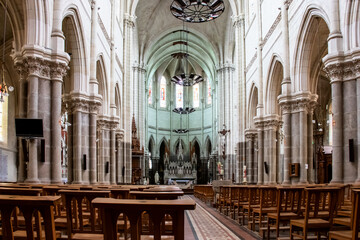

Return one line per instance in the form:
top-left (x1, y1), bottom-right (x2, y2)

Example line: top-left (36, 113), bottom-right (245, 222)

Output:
top-left (131, 116), bottom-right (144, 184)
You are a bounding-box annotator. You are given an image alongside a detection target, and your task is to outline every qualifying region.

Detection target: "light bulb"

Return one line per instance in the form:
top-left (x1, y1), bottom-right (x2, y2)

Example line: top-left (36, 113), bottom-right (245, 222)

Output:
top-left (8, 86), bottom-right (14, 92)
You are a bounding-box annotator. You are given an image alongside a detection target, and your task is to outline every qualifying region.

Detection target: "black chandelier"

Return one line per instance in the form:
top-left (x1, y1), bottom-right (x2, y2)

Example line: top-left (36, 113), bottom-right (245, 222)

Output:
top-left (171, 73), bottom-right (203, 86)
top-left (170, 0), bottom-right (225, 23)
top-left (173, 106), bottom-right (195, 114)
top-left (173, 128), bottom-right (189, 134)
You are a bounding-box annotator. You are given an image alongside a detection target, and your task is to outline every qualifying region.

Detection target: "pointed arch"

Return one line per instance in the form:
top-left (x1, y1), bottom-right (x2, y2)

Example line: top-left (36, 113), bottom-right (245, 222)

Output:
top-left (248, 83), bottom-right (258, 129)
top-left (148, 135), bottom-right (156, 156)
top-left (344, 0), bottom-right (360, 50)
top-left (265, 55), bottom-right (284, 115)
top-left (62, 6), bottom-right (88, 93)
top-left (158, 137), bottom-right (170, 153)
top-left (293, 5), bottom-right (330, 92)
top-left (204, 136), bottom-right (212, 157)
top-left (96, 55), bottom-right (109, 115)
top-left (115, 82), bottom-right (121, 119)
top-left (173, 138), bottom-right (186, 154)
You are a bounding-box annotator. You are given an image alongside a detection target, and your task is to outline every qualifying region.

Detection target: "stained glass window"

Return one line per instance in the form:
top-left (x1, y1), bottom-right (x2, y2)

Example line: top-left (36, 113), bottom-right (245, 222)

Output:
top-left (176, 84), bottom-right (183, 108)
top-left (193, 84), bottom-right (199, 108)
top-left (148, 82), bottom-right (152, 104)
top-left (207, 80), bottom-right (212, 104)
top-left (0, 96), bottom-right (8, 143)
top-left (160, 76), bottom-right (166, 108)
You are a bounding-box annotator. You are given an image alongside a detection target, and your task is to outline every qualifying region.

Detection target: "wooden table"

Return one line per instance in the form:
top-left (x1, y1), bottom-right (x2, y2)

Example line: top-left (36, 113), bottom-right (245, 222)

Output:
top-left (130, 191), bottom-right (184, 200)
top-left (0, 195), bottom-right (61, 240)
top-left (0, 187), bottom-right (43, 196)
top-left (92, 198), bottom-right (196, 240)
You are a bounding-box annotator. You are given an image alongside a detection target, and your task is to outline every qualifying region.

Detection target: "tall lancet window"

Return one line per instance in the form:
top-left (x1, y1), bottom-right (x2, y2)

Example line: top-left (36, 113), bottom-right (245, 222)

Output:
top-left (176, 84), bottom-right (183, 108)
top-left (207, 80), bottom-right (212, 104)
top-left (193, 84), bottom-right (199, 108)
top-left (0, 97), bottom-right (8, 143)
top-left (148, 81), bottom-right (152, 104)
top-left (160, 76), bottom-right (166, 108)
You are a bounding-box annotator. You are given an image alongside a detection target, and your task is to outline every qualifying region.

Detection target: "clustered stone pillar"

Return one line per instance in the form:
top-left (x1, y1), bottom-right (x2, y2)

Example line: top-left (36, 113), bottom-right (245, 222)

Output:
top-left (255, 120), bottom-right (264, 184)
top-left (245, 130), bottom-right (257, 184)
top-left (280, 102), bottom-right (292, 185)
top-left (89, 103), bottom-right (99, 184)
top-left (71, 100), bottom-right (84, 184)
top-left (116, 132), bottom-right (124, 183)
top-left (25, 58), bottom-right (40, 183)
top-left (51, 63), bottom-right (68, 183)
top-left (110, 121), bottom-right (118, 184)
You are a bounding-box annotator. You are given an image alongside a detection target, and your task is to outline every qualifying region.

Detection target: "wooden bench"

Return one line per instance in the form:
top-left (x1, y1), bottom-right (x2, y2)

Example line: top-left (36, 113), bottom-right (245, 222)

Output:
top-left (0, 195), bottom-right (61, 240)
top-left (289, 187), bottom-right (340, 240)
top-left (92, 198), bottom-right (196, 240)
top-left (129, 191), bottom-right (184, 200)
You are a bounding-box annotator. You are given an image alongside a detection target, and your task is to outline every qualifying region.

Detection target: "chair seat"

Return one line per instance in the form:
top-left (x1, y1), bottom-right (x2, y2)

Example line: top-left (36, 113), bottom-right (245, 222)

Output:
top-left (291, 218), bottom-right (330, 229)
top-left (13, 230), bottom-right (61, 240)
top-left (55, 217), bottom-right (68, 228)
top-left (328, 230), bottom-right (360, 240)
top-left (253, 207), bottom-right (277, 214)
top-left (337, 210), bottom-right (351, 217)
top-left (71, 233), bottom-right (104, 240)
top-left (268, 212), bottom-right (299, 220)
top-left (333, 217), bottom-right (351, 227)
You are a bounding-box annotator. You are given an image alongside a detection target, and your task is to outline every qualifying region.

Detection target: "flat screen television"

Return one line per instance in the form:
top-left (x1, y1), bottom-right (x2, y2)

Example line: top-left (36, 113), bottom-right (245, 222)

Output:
top-left (15, 118), bottom-right (44, 138)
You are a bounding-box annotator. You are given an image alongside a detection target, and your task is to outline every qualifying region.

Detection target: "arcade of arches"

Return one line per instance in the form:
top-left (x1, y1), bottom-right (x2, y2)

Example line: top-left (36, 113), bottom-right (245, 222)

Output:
top-left (0, 0), bottom-right (359, 187)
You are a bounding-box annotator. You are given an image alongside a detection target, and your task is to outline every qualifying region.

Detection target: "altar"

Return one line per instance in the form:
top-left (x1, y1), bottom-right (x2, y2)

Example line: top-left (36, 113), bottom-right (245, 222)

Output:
top-left (163, 141), bottom-right (197, 184)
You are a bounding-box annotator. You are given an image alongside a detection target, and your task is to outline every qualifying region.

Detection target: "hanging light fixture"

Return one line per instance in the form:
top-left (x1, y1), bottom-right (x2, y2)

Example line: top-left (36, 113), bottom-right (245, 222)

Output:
top-left (172, 106), bottom-right (195, 115)
top-left (0, 0), bottom-right (13, 103)
top-left (170, 0), bottom-right (225, 23)
top-left (170, 23), bottom-right (204, 87)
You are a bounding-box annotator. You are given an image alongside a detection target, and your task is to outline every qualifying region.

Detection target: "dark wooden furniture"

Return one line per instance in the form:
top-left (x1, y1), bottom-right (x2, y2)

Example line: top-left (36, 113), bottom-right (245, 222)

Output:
top-left (129, 191), bottom-right (183, 200)
top-left (289, 187), bottom-right (340, 240)
top-left (0, 195), bottom-right (61, 240)
top-left (92, 198), bottom-right (196, 240)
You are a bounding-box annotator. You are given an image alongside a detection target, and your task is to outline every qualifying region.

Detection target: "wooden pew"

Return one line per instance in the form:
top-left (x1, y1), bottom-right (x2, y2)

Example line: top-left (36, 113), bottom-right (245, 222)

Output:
top-left (0, 195), bottom-right (61, 240)
top-left (329, 188), bottom-right (360, 239)
top-left (289, 187), bottom-right (341, 240)
top-left (266, 186), bottom-right (303, 240)
top-left (92, 198), bottom-right (196, 240)
top-left (129, 191), bottom-right (184, 200)
top-left (59, 190), bottom-right (111, 240)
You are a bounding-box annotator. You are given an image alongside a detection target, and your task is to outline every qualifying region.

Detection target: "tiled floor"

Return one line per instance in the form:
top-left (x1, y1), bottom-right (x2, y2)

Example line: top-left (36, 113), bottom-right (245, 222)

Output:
top-left (184, 195), bottom-right (261, 240)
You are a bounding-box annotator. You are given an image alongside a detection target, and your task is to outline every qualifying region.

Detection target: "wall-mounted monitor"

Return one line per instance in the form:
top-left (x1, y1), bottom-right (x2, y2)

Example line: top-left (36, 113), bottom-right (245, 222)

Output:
top-left (15, 118), bottom-right (44, 138)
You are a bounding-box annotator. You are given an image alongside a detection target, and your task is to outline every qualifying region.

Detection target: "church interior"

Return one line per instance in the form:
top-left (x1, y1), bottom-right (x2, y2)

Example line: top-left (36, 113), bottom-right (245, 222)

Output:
top-left (0, 0), bottom-right (359, 239)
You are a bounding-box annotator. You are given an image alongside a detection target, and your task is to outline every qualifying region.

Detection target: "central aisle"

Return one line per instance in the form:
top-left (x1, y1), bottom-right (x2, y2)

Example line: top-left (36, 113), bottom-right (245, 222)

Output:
top-left (183, 195), bottom-right (260, 240)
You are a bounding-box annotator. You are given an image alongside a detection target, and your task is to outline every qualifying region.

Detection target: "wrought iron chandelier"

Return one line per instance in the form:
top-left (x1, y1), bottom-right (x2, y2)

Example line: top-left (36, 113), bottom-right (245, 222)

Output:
top-left (173, 106), bottom-right (195, 115)
top-left (0, 0), bottom-right (13, 102)
top-left (170, 0), bottom-right (225, 23)
top-left (171, 73), bottom-right (203, 86)
top-left (173, 128), bottom-right (189, 134)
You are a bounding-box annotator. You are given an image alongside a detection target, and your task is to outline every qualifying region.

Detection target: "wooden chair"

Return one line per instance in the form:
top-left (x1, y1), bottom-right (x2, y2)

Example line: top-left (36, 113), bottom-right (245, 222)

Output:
top-left (242, 185), bottom-right (260, 226)
top-left (0, 195), bottom-right (61, 240)
top-left (59, 190), bottom-right (111, 240)
top-left (251, 186), bottom-right (277, 232)
top-left (266, 186), bottom-right (303, 240)
top-left (329, 188), bottom-right (360, 239)
top-left (92, 198), bottom-right (196, 240)
top-left (289, 187), bottom-right (340, 240)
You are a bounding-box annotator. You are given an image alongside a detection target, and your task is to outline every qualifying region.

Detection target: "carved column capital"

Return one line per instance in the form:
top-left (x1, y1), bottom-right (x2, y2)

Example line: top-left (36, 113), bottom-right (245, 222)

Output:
top-left (50, 62), bottom-right (69, 81)
top-left (24, 57), bottom-right (43, 77)
top-left (324, 63), bottom-right (343, 83)
top-left (124, 13), bottom-right (136, 28)
top-left (70, 98), bottom-right (89, 113)
top-left (232, 14), bottom-right (245, 28)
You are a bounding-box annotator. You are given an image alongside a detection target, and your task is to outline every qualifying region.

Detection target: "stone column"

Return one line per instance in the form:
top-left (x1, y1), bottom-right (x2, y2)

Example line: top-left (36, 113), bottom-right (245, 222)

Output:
top-left (50, 63), bottom-right (68, 183)
top-left (299, 102), bottom-right (308, 184)
top-left (89, 0), bottom-right (99, 94)
top-left (89, 103), bottom-right (99, 184)
top-left (97, 120), bottom-right (105, 184)
top-left (116, 132), bottom-right (124, 183)
top-left (356, 61), bottom-right (360, 182)
top-left (71, 100), bottom-right (84, 184)
top-left (245, 130), bottom-right (257, 184)
top-left (123, 14), bottom-right (136, 183)
top-left (267, 120), bottom-right (279, 185)
top-left (325, 63), bottom-right (344, 183)
top-left (255, 120), bottom-right (264, 184)
top-left (307, 102), bottom-right (317, 184)
top-left (15, 65), bottom-right (27, 182)
top-left (280, 102), bottom-right (292, 185)
top-left (25, 58), bottom-right (41, 183)
top-left (110, 122), bottom-right (118, 184)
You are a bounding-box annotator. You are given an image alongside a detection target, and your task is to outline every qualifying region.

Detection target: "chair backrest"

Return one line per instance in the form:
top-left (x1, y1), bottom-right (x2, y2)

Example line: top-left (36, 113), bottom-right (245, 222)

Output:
top-left (259, 186), bottom-right (277, 209)
top-left (303, 187), bottom-right (340, 227)
top-left (59, 190), bottom-right (110, 237)
top-left (351, 189), bottom-right (360, 240)
top-left (276, 186), bottom-right (303, 218)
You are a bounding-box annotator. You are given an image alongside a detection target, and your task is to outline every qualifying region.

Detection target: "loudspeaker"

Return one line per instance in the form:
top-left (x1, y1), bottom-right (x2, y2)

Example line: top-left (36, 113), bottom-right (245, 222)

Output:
top-left (22, 139), bottom-right (29, 162)
top-left (82, 154), bottom-right (87, 170)
top-left (40, 139), bottom-right (45, 162)
top-left (349, 139), bottom-right (354, 162)
top-left (264, 161), bottom-right (269, 174)
top-left (122, 166), bottom-right (125, 176)
top-left (105, 162), bottom-right (109, 174)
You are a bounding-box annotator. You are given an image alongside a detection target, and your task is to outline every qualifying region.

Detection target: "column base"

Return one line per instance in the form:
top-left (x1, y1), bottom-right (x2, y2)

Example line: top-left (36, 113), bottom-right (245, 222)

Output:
top-left (330, 180), bottom-right (344, 184)
top-left (24, 178), bottom-right (40, 183)
top-left (282, 180), bottom-right (291, 186)
top-left (51, 180), bottom-right (63, 184)
top-left (71, 181), bottom-right (83, 184)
